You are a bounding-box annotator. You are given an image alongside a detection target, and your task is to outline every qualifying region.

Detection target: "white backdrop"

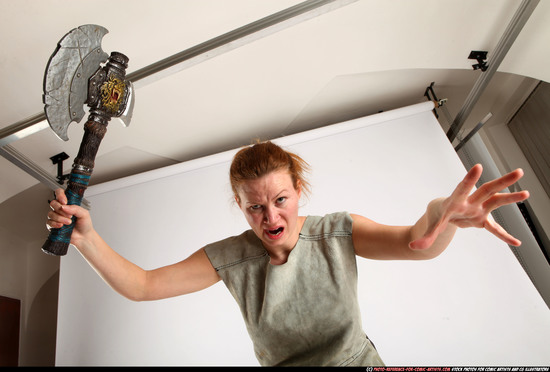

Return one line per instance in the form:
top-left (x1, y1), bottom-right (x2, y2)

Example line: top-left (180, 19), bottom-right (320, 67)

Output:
top-left (56, 102), bottom-right (550, 366)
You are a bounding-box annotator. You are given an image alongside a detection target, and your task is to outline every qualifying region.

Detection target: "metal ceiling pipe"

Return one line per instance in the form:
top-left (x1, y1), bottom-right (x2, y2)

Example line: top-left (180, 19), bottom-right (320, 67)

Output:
top-left (0, 0), bottom-right (357, 197)
top-left (0, 113), bottom-right (49, 148)
top-left (127, 0), bottom-right (358, 88)
top-left (0, 144), bottom-right (90, 208)
top-left (446, 0), bottom-right (540, 143)
top-left (0, 0), bottom-right (357, 147)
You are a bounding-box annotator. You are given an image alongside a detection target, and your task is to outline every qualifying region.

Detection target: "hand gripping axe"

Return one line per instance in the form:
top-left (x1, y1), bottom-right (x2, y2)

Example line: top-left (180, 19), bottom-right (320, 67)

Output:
top-left (42, 24), bottom-right (134, 256)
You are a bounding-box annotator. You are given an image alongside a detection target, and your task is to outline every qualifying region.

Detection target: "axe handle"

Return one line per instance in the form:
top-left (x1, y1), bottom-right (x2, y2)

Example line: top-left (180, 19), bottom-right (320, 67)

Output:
top-left (42, 119), bottom-right (107, 256)
top-left (42, 171), bottom-right (89, 255)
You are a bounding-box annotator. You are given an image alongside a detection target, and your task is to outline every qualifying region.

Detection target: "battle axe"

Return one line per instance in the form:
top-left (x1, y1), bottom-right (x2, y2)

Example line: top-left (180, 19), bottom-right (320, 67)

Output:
top-left (42, 25), bottom-right (134, 256)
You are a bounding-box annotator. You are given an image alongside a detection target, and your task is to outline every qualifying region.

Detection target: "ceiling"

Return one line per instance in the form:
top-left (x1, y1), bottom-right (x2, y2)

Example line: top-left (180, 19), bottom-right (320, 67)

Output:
top-left (1, 0), bottom-right (549, 205)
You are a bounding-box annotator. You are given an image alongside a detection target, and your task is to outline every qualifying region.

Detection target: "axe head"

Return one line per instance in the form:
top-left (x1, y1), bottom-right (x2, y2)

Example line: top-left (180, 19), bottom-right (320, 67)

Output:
top-left (43, 24), bottom-right (134, 141)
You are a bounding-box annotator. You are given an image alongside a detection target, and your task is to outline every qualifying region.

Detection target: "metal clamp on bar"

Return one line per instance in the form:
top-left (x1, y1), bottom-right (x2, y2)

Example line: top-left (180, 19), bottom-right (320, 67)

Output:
top-left (454, 112), bottom-right (493, 152)
top-left (425, 82), bottom-right (453, 132)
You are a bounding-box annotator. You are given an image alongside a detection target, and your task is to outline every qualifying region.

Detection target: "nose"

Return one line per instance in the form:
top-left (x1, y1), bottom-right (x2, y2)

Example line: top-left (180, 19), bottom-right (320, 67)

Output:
top-left (263, 206), bottom-right (278, 225)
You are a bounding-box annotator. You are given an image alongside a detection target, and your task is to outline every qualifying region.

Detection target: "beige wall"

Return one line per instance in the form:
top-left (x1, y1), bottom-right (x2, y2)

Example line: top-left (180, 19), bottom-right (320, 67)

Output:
top-left (0, 183), bottom-right (59, 366)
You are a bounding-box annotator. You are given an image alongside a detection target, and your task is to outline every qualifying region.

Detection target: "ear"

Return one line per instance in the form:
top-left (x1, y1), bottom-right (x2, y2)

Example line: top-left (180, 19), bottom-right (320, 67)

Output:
top-left (234, 194), bottom-right (242, 208)
top-left (296, 180), bottom-right (303, 198)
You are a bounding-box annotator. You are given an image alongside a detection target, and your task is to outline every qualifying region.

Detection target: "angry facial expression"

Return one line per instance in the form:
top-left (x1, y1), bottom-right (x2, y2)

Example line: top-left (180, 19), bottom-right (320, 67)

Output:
top-left (236, 170), bottom-right (303, 253)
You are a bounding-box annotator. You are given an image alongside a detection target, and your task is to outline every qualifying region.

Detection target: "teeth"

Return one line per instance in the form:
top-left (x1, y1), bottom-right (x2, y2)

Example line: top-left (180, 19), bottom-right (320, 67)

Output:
top-left (269, 227), bottom-right (283, 235)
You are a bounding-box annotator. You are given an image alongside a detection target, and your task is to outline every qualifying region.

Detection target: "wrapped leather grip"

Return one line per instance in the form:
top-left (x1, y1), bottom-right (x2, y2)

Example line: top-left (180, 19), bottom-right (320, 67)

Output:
top-left (42, 172), bottom-right (90, 256)
top-left (42, 119), bottom-right (104, 256)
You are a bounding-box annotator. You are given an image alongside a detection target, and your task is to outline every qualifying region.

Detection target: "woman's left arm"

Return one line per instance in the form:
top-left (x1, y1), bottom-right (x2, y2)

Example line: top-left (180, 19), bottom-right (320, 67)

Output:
top-left (352, 164), bottom-right (530, 260)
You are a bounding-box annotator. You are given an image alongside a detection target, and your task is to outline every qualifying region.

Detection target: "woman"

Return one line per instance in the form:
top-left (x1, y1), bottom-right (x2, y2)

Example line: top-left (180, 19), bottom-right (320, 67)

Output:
top-left (46, 141), bottom-right (529, 366)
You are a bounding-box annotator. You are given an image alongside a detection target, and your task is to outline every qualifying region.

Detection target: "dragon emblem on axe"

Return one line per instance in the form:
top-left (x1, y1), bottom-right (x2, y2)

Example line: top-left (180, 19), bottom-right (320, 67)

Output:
top-left (42, 24), bottom-right (134, 256)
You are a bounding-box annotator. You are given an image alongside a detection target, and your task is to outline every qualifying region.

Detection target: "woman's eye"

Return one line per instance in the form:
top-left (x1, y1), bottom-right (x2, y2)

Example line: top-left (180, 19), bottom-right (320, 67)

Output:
top-left (250, 205), bottom-right (262, 211)
top-left (276, 197), bottom-right (287, 204)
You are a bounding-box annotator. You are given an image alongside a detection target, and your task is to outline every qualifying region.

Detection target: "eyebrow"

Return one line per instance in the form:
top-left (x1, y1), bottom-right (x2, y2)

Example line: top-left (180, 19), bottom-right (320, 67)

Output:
top-left (245, 189), bottom-right (289, 205)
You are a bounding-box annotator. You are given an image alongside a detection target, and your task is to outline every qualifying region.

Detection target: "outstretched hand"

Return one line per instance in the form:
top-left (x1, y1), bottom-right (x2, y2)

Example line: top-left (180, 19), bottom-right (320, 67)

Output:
top-left (409, 164), bottom-right (530, 250)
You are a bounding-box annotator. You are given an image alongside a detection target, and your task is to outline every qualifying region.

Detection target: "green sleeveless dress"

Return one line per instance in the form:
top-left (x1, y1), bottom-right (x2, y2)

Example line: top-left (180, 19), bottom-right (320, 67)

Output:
top-left (204, 211), bottom-right (384, 366)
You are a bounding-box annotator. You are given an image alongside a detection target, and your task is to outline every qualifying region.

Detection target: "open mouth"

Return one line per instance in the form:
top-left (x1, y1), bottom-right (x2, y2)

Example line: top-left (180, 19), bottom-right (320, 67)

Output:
top-left (267, 227), bottom-right (284, 237)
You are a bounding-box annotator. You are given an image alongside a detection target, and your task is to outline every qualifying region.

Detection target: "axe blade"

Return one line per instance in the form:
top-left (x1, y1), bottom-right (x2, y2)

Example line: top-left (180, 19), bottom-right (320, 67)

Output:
top-left (118, 81), bottom-right (135, 127)
top-left (43, 24), bottom-right (109, 141)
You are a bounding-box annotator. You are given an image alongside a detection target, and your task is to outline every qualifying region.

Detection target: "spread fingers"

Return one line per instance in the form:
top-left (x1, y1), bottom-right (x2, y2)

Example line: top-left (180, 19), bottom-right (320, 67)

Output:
top-left (482, 190), bottom-right (530, 212)
top-left (468, 168), bottom-right (524, 205)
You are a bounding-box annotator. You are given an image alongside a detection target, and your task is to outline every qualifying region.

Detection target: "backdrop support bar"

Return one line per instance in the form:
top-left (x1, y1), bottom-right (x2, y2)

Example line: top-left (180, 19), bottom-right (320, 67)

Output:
top-left (446, 0), bottom-right (540, 143)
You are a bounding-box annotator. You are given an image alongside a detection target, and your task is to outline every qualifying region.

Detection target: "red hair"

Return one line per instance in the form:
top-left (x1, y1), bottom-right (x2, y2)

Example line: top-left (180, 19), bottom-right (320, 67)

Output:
top-left (230, 140), bottom-right (311, 202)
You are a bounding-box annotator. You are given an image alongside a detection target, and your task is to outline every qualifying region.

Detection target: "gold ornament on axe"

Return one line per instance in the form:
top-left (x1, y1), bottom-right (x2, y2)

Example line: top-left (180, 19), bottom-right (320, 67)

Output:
top-left (101, 76), bottom-right (126, 114)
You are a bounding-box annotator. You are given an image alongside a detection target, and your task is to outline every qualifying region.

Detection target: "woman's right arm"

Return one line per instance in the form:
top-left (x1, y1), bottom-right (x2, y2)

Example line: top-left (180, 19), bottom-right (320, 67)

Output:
top-left (47, 189), bottom-right (221, 302)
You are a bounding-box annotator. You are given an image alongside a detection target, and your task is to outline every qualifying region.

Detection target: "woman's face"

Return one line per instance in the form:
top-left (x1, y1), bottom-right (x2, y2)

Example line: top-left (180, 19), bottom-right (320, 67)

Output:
top-left (236, 169), bottom-right (302, 252)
